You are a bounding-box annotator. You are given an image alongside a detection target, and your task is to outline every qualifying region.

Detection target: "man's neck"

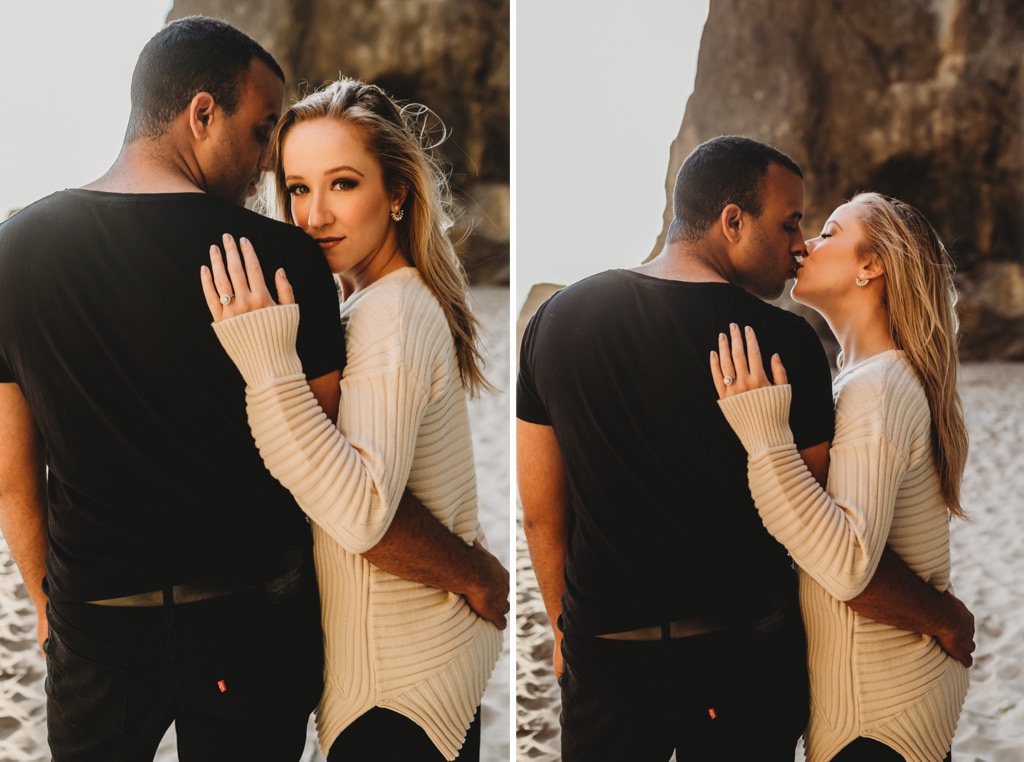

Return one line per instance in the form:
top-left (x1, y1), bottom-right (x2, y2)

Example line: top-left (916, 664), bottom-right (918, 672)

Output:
top-left (83, 139), bottom-right (204, 195)
top-left (631, 241), bottom-right (731, 285)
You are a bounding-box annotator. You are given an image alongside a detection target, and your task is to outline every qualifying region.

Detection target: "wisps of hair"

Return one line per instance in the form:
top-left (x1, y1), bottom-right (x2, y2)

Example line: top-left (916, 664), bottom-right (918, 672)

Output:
top-left (264, 78), bottom-right (494, 396)
top-left (851, 192), bottom-right (969, 518)
top-left (668, 135), bottom-right (803, 244)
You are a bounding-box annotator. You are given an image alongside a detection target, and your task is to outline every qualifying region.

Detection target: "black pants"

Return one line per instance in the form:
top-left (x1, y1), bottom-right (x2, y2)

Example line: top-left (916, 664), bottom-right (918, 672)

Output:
top-left (45, 560), bottom-right (323, 762)
top-left (559, 607), bottom-right (809, 761)
top-left (832, 737), bottom-right (953, 761)
top-left (327, 706), bottom-right (481, 761)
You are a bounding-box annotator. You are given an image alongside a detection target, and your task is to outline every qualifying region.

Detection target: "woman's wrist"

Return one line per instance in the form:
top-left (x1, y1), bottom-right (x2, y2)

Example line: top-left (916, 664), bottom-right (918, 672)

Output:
top-left (212, 304), bottom-right (304, 387)
top-left (717, 384), bottom-right (795, 454)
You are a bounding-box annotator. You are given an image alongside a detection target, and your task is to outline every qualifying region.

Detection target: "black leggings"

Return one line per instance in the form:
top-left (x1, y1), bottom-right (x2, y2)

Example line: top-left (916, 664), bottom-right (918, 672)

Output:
top-left (832, 737), bottom-right (952, 761)
top-left (326, 706), bottom-right (481, 761)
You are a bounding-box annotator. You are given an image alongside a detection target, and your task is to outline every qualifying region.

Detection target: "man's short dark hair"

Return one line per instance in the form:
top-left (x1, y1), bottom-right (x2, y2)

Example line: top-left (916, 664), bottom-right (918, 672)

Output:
top-left (667, 136), bottom-right (803, 243)
top-left (126, 16), bottom-right (285, 142)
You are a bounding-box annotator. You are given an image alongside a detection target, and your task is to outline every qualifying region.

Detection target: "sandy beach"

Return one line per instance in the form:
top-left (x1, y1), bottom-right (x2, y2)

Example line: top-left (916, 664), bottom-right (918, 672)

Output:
top-left (0, 284), bottom-right (511, 762)
top-left (515, 362), bottom-right (1024, 761)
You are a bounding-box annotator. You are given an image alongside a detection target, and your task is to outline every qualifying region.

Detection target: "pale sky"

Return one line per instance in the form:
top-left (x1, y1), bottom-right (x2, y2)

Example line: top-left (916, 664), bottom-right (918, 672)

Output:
top-left (0, 1), bottom-right (172, 218)
top-left (515, 0), bottom-right (710, 310)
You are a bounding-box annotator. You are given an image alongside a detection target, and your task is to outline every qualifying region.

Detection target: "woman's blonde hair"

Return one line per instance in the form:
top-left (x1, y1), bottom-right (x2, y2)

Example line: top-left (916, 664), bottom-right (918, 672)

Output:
top-left (263, 78), bottom-right (493, 396)
top-left (850, 191), bottom-right (968, 518)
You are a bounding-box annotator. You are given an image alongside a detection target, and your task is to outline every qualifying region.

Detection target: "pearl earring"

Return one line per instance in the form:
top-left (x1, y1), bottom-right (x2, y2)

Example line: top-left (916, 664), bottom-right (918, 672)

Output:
top-left (390, 208), bottom-right (404, 222)
top-left (855, 277), bottom-right (869, 287)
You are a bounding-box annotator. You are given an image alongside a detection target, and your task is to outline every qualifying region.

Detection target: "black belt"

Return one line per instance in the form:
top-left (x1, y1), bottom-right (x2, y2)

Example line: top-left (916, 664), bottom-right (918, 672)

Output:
top-left (87, 551), bottom-right (304, 608)
top-left (595, 594), bottom-right (791, 641)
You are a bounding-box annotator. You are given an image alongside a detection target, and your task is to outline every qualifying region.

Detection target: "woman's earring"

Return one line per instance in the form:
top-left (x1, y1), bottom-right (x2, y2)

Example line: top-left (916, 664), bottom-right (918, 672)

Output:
top-left (390, 208), bottom-right (404, 222)
top-left (855, 276), bottom-right (869, 287)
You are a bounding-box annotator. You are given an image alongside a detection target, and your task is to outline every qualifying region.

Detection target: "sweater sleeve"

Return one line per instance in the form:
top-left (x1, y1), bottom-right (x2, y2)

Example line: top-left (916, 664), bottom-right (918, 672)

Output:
top-left (718, 382), bottom-right (910, 601)
top-left (212, 298), bottom-right (433, 555)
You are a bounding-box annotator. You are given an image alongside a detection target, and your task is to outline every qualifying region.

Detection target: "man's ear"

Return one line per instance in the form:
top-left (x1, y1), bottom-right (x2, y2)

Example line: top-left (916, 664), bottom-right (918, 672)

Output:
top-left (188, 92), bottom-right (217, 140)
top-left (720, 203), bottom-right (744, 244)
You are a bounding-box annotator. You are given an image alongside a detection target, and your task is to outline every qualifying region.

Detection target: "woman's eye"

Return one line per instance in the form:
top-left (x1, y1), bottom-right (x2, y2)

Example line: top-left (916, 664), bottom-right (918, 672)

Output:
top-left (332, 178), bottom-right (357, 190)
top-left (286, 184), bottom-right (308, 196)
top-left (820, 231), bottom-right (832, 239)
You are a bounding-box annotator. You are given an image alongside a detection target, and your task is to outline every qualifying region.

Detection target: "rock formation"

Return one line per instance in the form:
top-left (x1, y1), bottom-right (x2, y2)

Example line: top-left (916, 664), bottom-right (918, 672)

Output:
top-left (168, 0), bottom-right (509, 284)
top-left (653, 0), bottom-right (1024, 360)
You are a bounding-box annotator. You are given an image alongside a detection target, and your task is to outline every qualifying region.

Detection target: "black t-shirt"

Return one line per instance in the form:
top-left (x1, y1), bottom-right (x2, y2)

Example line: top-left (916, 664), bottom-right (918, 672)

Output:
top-left (517, 269), bottom-right (835, 637)
top-left (0, 190), bottom-right (345, 602)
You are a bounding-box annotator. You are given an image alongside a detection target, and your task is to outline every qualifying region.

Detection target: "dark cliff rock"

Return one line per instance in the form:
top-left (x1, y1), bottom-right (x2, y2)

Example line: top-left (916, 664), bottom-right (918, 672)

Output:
top-left (653, 0), bottom-right (1024, 360)
top-left (168, 0), bottom-right (509, 284)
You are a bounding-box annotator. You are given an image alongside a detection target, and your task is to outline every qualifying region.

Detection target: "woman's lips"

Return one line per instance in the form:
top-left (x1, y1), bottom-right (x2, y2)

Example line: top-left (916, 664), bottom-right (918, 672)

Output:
top-left (315, 237), bottom-right (344, 250)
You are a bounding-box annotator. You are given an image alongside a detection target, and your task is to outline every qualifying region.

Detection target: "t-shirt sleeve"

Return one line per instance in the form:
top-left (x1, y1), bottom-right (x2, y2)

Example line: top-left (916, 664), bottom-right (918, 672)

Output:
top-left (781, 317), bottom-right (835, 450)
top-left (516, 301), bottom-right (550, 425)
top-left (282, 233), bottom-right (345, 380)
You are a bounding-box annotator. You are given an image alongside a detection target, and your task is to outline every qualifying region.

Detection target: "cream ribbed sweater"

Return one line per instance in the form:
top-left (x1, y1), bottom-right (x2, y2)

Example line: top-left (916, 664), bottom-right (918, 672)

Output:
top-left (212, 267), bottom-right (501, 760)
top-left (718, 351), bottom-right (968, 762)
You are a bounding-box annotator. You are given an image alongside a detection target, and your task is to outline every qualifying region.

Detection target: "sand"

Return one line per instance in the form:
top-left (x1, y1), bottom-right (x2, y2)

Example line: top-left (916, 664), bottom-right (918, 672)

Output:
top-left (0, 284), bottom-right (511, 762)
top-left (515, 362), bottom-right (1024, 761)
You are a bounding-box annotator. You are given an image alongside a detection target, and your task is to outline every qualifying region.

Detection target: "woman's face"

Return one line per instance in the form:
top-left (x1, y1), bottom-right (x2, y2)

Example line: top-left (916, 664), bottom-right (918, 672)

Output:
top-left (281, 117), bottom-right (402, 280)
top-left (792, 201), bottom-right (873, 310)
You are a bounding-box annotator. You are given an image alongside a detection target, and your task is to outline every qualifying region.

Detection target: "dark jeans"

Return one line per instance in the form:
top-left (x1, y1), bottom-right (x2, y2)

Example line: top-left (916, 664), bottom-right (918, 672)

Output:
top-left (559, 605), bottom-right (809, 761)
top-left (832, 737), bottom-right (953, 761)
top-left (44, 558), bottom-right (323, 762)
top-left (326, 706), bottom-right (481, 761)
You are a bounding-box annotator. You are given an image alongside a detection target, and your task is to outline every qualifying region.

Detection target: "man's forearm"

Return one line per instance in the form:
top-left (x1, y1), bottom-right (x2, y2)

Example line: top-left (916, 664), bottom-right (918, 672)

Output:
top-left (0, 384), bottom-right (49, 612)
top-left (847, 547), bottom-right (974, 665)
top-left (0, 490), bottom-right (48, 610)
top-left (362, 490), bottom-right (478, 590)
top-left (523, 512), bottom-right (567, 635)
top-left (517, 418), bottom-right (572, 674)
top-left (847, 547), bottom-right (948, 631)
top-left (361, 490), bottom-right (509, 628)
top-left (0, 383), bottom-right (50, 655)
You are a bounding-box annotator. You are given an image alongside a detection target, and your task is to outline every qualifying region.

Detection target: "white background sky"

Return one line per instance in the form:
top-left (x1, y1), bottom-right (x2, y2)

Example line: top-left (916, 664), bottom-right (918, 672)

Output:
top-left (0, 1), bottom-right (173, 217)
top-left (0, 1), bottom-right (709, 313)
top-left (515, 0), bottom-right (710, 310)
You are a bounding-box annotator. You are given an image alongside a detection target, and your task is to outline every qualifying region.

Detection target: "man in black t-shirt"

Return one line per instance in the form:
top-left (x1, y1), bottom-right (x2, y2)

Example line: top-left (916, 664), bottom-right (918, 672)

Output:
top-left (0, 17), bottom-right (507, 762)
top-left (517, 136), bottom-right (974, 760)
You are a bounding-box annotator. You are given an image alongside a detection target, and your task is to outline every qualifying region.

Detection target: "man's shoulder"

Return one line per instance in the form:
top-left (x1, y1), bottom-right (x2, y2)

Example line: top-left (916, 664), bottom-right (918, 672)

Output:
top-left (183, 198), bottom-right (321, 264)
top-left (746, 296), bottom-right (818, 339)
top-left (0, 191), bottom-right (69, 237)
top-left (538, 269), bottom-right (629, 313)
top-left (197, 197), bottom-right (303, 237)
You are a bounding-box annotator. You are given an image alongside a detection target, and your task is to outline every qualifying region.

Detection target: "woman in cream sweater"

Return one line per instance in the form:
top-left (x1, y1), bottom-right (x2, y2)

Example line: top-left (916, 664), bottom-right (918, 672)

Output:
top-left (199, 79), bottom-right (502, 760)
top-left (710, 193), bottom-right (969, 761)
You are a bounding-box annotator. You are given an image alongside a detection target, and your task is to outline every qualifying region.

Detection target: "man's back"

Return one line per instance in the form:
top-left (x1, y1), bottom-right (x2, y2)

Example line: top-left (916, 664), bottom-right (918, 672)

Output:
top-left (0, 189), bottom-right (344, 602)
top-left (517, 269), bottom-right (834, 636)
